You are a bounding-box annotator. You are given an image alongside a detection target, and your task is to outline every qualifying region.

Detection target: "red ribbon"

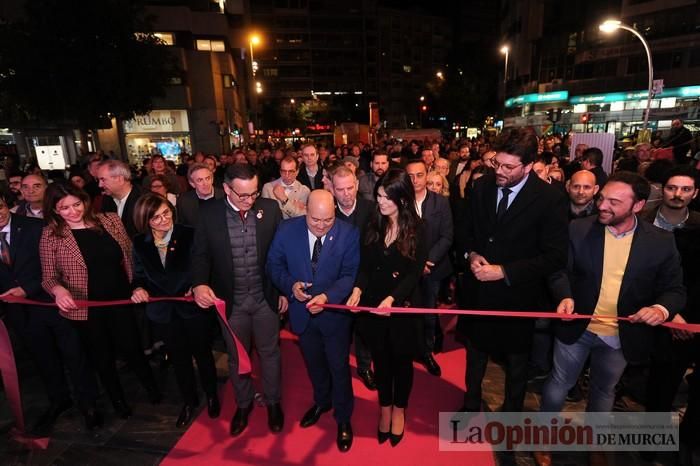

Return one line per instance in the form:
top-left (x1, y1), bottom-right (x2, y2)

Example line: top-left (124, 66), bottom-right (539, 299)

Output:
top-left (322, 303), bottom-right (700, 333)
top-left (0, 295), bottom-right (250, 449)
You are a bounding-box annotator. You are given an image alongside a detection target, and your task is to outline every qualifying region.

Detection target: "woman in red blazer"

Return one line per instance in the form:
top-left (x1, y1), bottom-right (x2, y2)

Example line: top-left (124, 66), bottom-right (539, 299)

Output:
top-left (40, 183), bottom-right (161, 420)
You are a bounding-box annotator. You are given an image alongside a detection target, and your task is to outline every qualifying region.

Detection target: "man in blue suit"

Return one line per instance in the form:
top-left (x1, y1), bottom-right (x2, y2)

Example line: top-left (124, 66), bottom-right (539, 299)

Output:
top-left (267, 189), bottom-right (360, 452)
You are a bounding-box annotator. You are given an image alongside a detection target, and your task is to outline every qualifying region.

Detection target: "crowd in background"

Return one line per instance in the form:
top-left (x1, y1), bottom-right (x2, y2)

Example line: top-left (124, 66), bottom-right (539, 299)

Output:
top-left (0, 121), bottom-right (699, 463)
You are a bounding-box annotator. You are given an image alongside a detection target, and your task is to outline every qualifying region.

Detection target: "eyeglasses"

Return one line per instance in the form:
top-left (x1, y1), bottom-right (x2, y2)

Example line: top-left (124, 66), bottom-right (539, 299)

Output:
top-left (150, 210), bottom-right (173, 223)
top-left (230, 188), bottom-right (260, 201)
top-left (492, 160), bottom-right (524, 172)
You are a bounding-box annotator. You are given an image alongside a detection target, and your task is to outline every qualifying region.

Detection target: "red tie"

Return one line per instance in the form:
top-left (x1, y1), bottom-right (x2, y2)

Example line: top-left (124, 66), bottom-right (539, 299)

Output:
top-left (239, 210), bottom-right (247, 223)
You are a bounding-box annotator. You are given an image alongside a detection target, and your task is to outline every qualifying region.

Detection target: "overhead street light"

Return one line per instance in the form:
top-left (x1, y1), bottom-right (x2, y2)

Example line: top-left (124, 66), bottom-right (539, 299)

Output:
top-left (599, 19), bottom-right (654, 135)
top-left (500, 45), bottom-right (510, 106)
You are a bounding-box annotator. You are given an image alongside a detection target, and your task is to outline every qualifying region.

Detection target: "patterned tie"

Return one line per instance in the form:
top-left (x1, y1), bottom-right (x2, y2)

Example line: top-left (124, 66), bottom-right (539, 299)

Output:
top-left (496, 187), bottom-right (512, 222)
top-left (311, 236), bottom-right (322, 274)
top-left (0, 232), bottom-right (11, 266)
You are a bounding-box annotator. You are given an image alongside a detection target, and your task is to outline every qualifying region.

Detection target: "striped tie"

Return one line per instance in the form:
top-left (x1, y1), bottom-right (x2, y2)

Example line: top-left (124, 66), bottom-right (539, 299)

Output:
top-left (0, 232), bottom-right (11, 266)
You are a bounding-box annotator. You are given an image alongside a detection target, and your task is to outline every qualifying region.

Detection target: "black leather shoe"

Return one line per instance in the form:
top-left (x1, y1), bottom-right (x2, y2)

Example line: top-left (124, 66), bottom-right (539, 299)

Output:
top-left (31, 399), bottom-right (73, 436)
top-left (300, 405), bottom-right (331, 428)
top-left (421, 353), bottom-right (442, 376)
top-left (207, 394), bottom-right (221, 418)
top-left (176, 404), bottom-right (196, 428)
top-left (267, 403), bottom-right (284, 433)
top-left (82, 407), bottom-right (103, 431)
top-left (113, 399), bottom-right (133, 419)
top-left (337, 422), bottom-right (353, 452)
top-left (357, 369), bottom-right (377, 391)
top-left (229, 404), bottom-right (253, 437)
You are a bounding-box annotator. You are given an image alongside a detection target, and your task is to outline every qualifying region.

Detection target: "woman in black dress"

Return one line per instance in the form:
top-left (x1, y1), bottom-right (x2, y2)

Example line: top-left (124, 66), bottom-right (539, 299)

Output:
top-left (130, 193), bottom-right (219, 428)
top-left (346, 168), bottom-right (427, 446)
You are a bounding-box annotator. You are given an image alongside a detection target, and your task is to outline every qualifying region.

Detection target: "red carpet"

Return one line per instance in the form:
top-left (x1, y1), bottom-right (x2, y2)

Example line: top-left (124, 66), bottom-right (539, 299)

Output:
top-left (162, 316), bottom-right (495, 466)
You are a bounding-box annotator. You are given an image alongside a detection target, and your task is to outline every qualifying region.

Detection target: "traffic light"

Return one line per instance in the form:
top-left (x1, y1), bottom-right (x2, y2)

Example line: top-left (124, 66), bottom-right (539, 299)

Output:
top-left (580, 112), bottom-right (590, 124)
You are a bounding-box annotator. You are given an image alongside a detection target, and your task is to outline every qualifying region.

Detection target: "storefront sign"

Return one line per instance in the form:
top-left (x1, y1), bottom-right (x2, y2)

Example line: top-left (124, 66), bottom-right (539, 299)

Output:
top-left (123, 110), bottom-right (189, 133)
top-left (570, 86), bottom-right (700, 105)
top-left (505, 91), bottom-right (569, 108)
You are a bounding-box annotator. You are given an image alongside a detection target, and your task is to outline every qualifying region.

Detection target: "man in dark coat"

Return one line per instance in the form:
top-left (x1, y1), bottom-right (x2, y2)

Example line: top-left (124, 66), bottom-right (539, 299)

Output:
top-left (455, 128), bottom-right (568, 416)
top-left (192, 164), bottom-right (285, 437)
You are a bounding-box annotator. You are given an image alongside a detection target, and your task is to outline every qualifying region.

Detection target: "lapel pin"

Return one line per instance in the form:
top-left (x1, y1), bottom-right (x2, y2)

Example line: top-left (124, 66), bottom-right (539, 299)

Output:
top-left (257, 210), bottom-right (263, 219)
top-left (329, 235), bottom-right (333, 241)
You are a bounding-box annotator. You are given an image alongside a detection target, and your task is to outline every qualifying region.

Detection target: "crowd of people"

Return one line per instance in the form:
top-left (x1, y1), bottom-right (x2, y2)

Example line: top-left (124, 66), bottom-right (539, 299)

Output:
top-left (0, 122), bottom-right (698, 464)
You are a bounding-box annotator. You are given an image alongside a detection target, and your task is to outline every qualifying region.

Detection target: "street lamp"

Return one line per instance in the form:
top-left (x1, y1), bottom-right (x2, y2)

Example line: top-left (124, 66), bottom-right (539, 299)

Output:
top-left (500, 45), bottom-right (509, 85)
top-left (249, 34), bottom-right (261, 76)
top-left (419, 95), bottom-right (425, 102)
top-left (436, 71), bottom-right (444, 80)
top-left (599, 20), bottom-right (654, 135)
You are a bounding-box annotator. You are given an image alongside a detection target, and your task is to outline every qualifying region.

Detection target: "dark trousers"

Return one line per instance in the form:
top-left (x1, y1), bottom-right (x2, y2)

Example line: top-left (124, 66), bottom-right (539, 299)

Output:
top-left (156, 313), bottom-right (217, 406)
top-left (353, 321), bottom-right (372, 372)
top-left (73, 306), bottom-right (156, 405)
top-left (646, 333), bottom-right (696, 412)
top-left (223, 296), bottom-right (281, 408)
top-left (298, 316), bottom-right (354, 423)
top-left (8, 306), bottom-right (98, 407)
top-left (372, 345), bottom-right (414, 408)
top-left (421, 276), bottom-right (442, 352)
top-left (464, 337), bottom-right (529, 412)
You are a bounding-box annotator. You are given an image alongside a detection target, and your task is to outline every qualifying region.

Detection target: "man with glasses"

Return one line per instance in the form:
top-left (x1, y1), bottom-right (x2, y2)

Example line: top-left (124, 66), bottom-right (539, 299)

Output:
top-left (192, 164), bottom-right (286, 438)
top-left (267, 189), bottom-right (360, 452)
top-left (177, 163), bottom-right (224, 226)
top-left (454, 128), bottom-right (568, 446)
top-left (297, 143), bottom-right (324, 190)
top-left (262, 155), bottom-right (310, 219)
top-left (98, 160), bottom-right (141, 238)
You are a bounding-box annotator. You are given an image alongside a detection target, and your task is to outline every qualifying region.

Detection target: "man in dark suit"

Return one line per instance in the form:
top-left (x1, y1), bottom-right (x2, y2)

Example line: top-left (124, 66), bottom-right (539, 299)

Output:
top-left (192, 164), bottom-right (285, 437)
top-left (98, 159), bottom-right (142, 238)
top-left (580, 147), bottom-right (608, 188)
top-left (267, 189), bottom-right (360, 452)
top-left (455, 128), bottom-right (568, 418)
top-left (405, 160), bottom-right (453, 376)
top-left (447, 143), bottom-right (471, 184)
top-left (640, 166), bottom-right (699, 462)
top-left (536, 172), bottom-right (686, 466)
top-left (330, 166), bottom-right (376, 390)
top-left (176, 163), bottom-right (225, 226)
top-left (0, 190), bottom-right (100, 434)
top-left (297, 143), bottom-right (324, 190)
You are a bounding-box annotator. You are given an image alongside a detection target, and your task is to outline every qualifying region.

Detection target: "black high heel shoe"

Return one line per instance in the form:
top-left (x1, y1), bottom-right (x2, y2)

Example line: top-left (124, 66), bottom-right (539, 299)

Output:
top-left (377, 427), bottom-right (390, 444)
top-left (389, 429), bottom-right (404, 447)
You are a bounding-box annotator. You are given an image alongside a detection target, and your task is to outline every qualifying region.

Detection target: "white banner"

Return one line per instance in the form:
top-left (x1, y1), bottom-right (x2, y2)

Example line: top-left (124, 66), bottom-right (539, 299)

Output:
top-left (123, 110), bottom-right (189, 133)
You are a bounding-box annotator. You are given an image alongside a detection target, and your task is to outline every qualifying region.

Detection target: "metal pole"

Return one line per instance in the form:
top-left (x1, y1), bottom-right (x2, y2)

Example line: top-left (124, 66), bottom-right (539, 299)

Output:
top-left (620, 25), bottom-right (653, 131)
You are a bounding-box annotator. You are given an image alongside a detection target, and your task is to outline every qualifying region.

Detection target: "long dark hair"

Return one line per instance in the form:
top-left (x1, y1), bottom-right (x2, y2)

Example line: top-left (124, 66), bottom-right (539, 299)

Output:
top-left (366, 168), bottom-right (420, 259)
top-left (43, 182), bottom-right (103, 237)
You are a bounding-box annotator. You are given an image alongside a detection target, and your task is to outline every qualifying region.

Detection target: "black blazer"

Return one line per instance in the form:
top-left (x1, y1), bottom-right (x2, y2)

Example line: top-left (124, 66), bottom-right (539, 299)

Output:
top-left (176, 187), bottom-right (225, 227)
top-left (0, 214), bottom-right (49, 326)
top-left (549, 216), bottom-right (685, 363)
top-left (296, 163), bottom-right (324, 191)
top-left (421, 190), bottom-right (453, 281)
top-left (191, 197), bottom-right (282, 318)
top-left (101, 184), bottom-right (142, 238)
top-left (0, 214), bottom-right (47, 299)
top-left (132, 224), bottom-right (200, 324)
top-left (456, 172), bottom-right (569, 352)
top-left (335, 198), bottom-right (375, 240)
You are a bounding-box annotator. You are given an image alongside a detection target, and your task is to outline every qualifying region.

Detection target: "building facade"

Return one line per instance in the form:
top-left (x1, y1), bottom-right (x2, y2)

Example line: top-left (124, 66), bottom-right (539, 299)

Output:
top-left (501, 0), bottom-right (700, 138)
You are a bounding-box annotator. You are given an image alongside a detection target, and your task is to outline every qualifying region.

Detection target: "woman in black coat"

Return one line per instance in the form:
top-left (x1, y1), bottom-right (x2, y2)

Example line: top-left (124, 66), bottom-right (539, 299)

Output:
top-left (346, 168), bottom-right (427, 447)
top-left (130, 193), bottom-right (219, 428)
